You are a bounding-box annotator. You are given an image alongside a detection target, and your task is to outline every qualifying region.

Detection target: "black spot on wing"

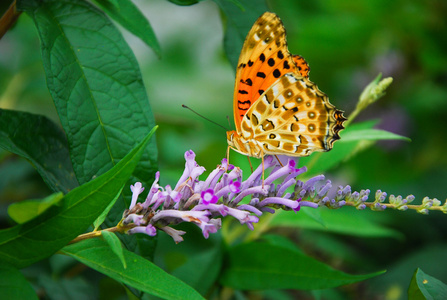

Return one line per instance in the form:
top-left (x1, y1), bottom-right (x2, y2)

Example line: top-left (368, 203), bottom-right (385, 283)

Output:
top-left (238, 100), bottom-right (251, 110)
top-left (277, 51), bottom-right (284, 59)
top-left (273, 69), bottom-right (281, 78)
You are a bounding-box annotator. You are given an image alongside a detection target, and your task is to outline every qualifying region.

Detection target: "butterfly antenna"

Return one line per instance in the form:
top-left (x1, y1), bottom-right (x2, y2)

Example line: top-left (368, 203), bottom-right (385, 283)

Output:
top-left (182, 104), bottom-right (229, 131)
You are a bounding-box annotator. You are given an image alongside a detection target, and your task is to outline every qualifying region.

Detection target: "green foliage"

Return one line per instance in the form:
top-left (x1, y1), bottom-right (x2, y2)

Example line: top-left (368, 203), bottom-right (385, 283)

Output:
top-left (220, 241), bottom-right (384, 290)
top-left (408, 268), bottom-right (447, 300)
top-left (92, 0), bottom-right (161, 57)
top-left (7, 192), bottom-right (64, 223)
top-left (62, 238), bottom-right (204, 300)
top-left (0, 264), bottom-right (38, 300)
top-left (0, 0), bottom-right (446, 299)
top-left (0, 109), bottom-right (77, 193)
top-left (0, 127), bottom-right (156, 268)
top-left (272, 207), bottom-right (403, 239)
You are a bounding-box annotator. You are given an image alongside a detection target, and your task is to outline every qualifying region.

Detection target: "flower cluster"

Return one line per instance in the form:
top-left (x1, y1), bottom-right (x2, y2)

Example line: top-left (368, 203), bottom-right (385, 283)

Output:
top-left (122, 150), bottom-right (315, 242)
top-left (122, 150), bottom-right (423, 243)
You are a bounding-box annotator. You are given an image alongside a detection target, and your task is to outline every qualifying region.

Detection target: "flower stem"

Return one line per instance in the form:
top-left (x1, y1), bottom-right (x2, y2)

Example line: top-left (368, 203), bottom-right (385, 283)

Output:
top-left (68, 222), bottom-right (136, 244)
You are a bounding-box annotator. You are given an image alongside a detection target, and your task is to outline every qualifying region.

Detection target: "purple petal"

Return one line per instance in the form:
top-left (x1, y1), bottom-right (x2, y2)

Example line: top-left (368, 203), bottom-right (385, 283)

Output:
top-left (159, 226), bottom-right (186, 244)
top-left (241, 156), bottom-right (276, 190)
top-left (128, 224), bottom-right (157, 236)
top-left (130, 182), bottom-right (145, 209)
top-left (304, 175), bottom-right (325, 190)
top-left (237, 204), bottom-right (263, 216)
top-left (123, 214), bottom-right (144, 226)
top-left (264, 160), bottom-right (299, 186)
top-left (300, 201), bottom-right (319, 209)
top-left (198, 222), bottom-right (219, 239)
top-left (276, 178), bottom-right (296, 197)
top-left (201, 188), bottom-right (218, 205)
top-left (143, 172), bottom-right (161, 208)
top-left (232, 186), bottom-right (268, 204)
top-left (259, 197), bottom-right (299, 210)
top-left (152, 209), bottom-right (210, 224)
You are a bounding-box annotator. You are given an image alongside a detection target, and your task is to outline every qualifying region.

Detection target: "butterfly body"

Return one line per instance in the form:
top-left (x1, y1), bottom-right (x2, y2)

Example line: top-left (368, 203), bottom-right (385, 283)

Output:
top-left (227, 12), bottom-right (346, 159)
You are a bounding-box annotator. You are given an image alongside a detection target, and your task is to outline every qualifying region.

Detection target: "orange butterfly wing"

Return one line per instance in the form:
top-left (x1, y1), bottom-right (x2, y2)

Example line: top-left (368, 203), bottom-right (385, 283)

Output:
top-left (233, 12), bottom-right (310, 132)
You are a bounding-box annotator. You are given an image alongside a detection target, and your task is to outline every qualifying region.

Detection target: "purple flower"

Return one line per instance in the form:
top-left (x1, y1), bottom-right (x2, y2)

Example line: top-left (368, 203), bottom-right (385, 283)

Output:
top-left (130, 182), bottom-right (144, 209)
top-left (201, 189), bottom-right (218, 205)
top-left (122, 150), bottom-right (393, 243)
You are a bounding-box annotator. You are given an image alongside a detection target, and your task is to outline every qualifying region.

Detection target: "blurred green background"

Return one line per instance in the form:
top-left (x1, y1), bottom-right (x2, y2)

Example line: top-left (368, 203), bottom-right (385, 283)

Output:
top-left (1, 0), bottom-right (447, 299)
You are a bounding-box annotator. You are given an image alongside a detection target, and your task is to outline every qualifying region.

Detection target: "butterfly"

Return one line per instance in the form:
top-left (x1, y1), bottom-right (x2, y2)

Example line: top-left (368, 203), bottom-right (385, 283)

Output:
top-left (226, 12), bottom-right (346, 167)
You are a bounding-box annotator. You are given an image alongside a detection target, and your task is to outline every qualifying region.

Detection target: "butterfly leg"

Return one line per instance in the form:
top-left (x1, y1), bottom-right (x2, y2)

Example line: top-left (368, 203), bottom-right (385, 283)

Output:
top-left (247, 156), bottom-right (254, 172)
top-left (226, 145), bottom-right (231, 171)
top-left (274, 155), bottom-right (285, 167)
top-left (261, 150), bottom-right (265, 189)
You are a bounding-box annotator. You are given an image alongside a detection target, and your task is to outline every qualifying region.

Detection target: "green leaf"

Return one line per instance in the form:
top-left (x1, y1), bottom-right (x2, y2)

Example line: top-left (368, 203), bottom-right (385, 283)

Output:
top-left (341, 128), bottom-right (410, 142)
top-left (408, 268), bottom-right (447, 300)
top-left (18, 0), bottom-right (158, 188)
top-left (299, 120), bottom-right (404, 176)
top-left (102, 231), bottom-right (127, 269)
top-left (213, 0), bottom-right (268, 70)
top-left (0, 109), bottom-right (77, 193)
top-left (93, 187), bottom-right (122, 230)
top-left (62, 238), bottom-right (204, 300)
top-left (18, 0), bottom-right (158, 255)
top-left (167, 0), bottom-right (199, 5)
top-left (220, 241), bottom-right (384, 290)
top-left (271, 207), bottom-right (403, 239)
top-left (7, 192), bottom-right (64, 224)
top-left (0, 127), bottom-right (156, 269)
top-left (92, 0), bottom-right (161, 57)
top-left (0, 264), bottom-right (38, 300)
top-left (38, 273), bottom-right (93, 299)
top-left (154, 224), bottom-right (224, 295)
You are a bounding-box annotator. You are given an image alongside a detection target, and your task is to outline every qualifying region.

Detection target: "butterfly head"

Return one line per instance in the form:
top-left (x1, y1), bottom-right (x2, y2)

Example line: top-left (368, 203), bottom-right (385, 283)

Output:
top-left (226, 130), bottom-right (236, 147)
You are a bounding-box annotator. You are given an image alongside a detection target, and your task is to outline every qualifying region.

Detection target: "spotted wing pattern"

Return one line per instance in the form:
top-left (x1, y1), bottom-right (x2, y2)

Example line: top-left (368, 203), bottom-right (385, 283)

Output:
top-left (233, 12), bottom-right (310, 131)
top-left (228, 12), bottom-right (346, 158)
top-left (239, 73), bottom-right (345, 156)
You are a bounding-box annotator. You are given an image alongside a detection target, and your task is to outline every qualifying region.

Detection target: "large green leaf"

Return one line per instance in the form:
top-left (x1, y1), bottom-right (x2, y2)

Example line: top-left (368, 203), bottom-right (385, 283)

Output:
top-left (17, 0), bottom-right (158, 255)
top-left (300, 120), bottom-right (409, 177)
top-left (0, 264), bottom-right (38, 300)
top-left (0, 127), bottom-right (156, 269)
top-left (272, 207), bottom-right (403, 239)
top-left (0, 109), bottom-right (77, 193)
top-left (62, 238), bottom-right (204, 300)
top-left (220, 241), bottom-right (384, 290)
top-left (17, 0), bottom-right (157, 187)
top-left (92, 0), bottom-right (161, 57)
top-left (213, 0), bottom-right (269, 70)
top-left (7, 192), bottom-right (64, 224)
top-left (153, 224), bottom-right (224, 295)
top-left (408, 268), bottom-right (447, 300)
